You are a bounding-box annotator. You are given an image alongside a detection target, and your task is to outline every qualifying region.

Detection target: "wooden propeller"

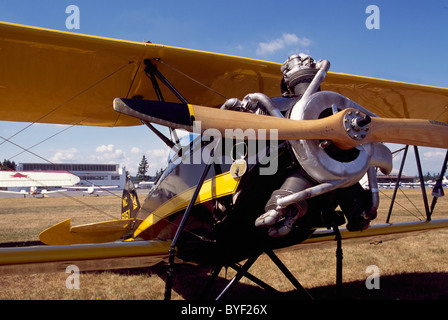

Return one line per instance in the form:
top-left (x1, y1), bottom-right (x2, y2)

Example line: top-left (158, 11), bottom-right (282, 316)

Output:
top-left (114, 98), bottom-right (448, 150)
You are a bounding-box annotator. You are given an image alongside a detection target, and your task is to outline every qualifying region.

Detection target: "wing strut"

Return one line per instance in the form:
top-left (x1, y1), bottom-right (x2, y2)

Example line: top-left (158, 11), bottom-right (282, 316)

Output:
top-left (430, 150), bottom-right (448, 214)
top-left (145, 59), bottom-right (190, 105)
top-left (387, 145), bottom-right (442, 223)
top-left (334, 225), bottom-right (343, 296)
top-left (140, 59), bottom-right (192, 148)
top-left (201, 228), bottom-right (344, 300)
top-left (414, 146), bottom-right (431, 219)
top-left (386, 146), bottom-right (410, 223)
top-left (199, 249), bottom-right (314, 300)
top-left (164, 138), bottom-right (218, 300)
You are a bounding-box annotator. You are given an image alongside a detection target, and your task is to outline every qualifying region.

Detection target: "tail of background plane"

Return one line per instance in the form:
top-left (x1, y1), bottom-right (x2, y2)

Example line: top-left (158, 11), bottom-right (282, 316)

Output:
top-left (121, 176), bottom-right (141, 220)
top-left (39, 176), bottom-right (143, 245)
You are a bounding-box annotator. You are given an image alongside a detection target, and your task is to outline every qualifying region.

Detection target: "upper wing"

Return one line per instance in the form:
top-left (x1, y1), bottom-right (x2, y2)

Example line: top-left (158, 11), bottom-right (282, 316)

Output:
top-left (323, 73), bottom-right (448, 122)
top-left (1, 22), bottom-right (448, 127)
top-left (0, 22), bottom-right (144, 126)
top-left (0, 22), bottom-right (280, 126)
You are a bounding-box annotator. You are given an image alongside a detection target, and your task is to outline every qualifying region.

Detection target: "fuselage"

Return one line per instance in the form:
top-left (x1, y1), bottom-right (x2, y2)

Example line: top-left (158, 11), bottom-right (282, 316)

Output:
top-left (131, 135), bottom-right (321, 264)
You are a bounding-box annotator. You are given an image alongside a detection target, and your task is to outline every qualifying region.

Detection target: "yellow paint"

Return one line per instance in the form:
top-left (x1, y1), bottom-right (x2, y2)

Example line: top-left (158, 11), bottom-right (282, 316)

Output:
top-left (187, 104), bottom-right (195, 121)
top-left (299, 219), bottom-right (448, 248)
top-left (1, 21), bottom-right (447, 128)
top-left (0, 239), bottom-right (171, 266)
top-left (122, 209), bottom-right (130, 219)
top-left (39, 218), bottom-right (143, 245)
top-left (130, 194), bottom-right (139, 210)
top-left (122, 197), bottom-right (129, 207)
top-left (133, 171), bottom-right (240, 238)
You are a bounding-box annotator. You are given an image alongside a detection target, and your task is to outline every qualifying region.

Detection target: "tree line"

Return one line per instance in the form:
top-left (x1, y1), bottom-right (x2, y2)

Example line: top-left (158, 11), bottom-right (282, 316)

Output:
top-left (135, 155), bottom-right (163, 182)
top-left (0, 160), bottom-right (16, 171)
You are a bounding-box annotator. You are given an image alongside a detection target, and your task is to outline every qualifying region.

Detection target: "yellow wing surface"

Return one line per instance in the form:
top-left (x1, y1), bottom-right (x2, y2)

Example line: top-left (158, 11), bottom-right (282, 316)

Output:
top-left (2, 218), bottom-right (448, 275)
top-left (296, 219), bottom-right (448, 250)
top-left (1, 21), bottom-right (448, 127)
top-left (0, 239), bottom-right (171, 275)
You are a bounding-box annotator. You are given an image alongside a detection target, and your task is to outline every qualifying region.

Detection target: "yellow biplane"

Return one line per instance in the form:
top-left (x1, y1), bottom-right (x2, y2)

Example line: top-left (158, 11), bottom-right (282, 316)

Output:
top-left (1, 22), bottom-right (448, 299)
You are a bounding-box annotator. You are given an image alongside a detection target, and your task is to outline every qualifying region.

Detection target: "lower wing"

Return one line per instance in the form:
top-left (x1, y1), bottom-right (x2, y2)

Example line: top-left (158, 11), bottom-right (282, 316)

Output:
top-left (0, 238), bottom-right (170, 275)
top-left (291, 219), bottom-right (448, 251)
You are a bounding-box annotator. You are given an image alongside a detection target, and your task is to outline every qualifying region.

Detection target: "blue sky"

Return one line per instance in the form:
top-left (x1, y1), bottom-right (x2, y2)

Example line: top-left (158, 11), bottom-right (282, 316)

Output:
top-left (1, 0), bottom-right (447, 175)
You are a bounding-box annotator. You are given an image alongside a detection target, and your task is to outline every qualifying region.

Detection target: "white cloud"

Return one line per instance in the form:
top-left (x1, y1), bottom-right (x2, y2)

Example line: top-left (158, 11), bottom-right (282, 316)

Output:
top-left (95, 144), bottom-right (126, 161)
top-left (93, 144), bottom-right (143, 175)
top-left (96, 144), bottom-right (115, 153)
top-left (389, 145), bottom-right (446, 176)
top-left (50, 148), bottom-right (78, 162)
top-left (148, 148), bottom-right (170, 158)
top-left (146, 148), bottom-right (170, 173)
top-left (256, 33), bottom-right (311, 56)
top-left (282, 33), bottom-right (300, 45)
top-left (257, 38), bottom-right (285, 56)
top-left (131, 147), bottom-right (142, 154)
top-left (298, 37), bottom-right (312, 47)
top-left (423, 150), bottom-right (446, 160)
top-left (86, 145), bottom-right (170, 176)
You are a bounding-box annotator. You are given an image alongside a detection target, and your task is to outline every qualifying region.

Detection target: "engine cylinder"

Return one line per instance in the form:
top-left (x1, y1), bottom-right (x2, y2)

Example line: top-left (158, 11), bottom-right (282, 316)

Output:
top-left (264, 172), bottom-right (312, 214)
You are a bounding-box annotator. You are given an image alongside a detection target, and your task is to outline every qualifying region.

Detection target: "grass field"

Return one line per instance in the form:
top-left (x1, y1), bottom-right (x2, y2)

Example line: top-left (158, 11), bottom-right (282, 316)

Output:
top-left (0, 188), bottom-right (447, 300)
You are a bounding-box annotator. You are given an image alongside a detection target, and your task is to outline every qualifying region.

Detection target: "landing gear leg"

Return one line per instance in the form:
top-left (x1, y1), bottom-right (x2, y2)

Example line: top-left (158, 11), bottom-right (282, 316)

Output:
top-left (334, 225), bottom-right (343, 296)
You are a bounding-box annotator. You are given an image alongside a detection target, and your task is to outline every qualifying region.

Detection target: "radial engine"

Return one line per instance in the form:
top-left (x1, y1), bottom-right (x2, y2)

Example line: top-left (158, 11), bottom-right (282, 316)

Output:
top-left (221, 54), bottom-right (392, 237)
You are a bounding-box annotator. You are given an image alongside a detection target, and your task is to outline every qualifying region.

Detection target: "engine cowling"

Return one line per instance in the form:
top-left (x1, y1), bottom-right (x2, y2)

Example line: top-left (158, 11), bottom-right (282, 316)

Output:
top-left (254, 54), bottom-right (393, 236)
top-left (288, 90), bottom-right (392, 185)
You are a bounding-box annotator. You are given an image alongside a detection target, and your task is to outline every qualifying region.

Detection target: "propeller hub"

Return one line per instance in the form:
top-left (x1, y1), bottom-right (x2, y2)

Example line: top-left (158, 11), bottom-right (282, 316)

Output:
top-left (343, 110), bottom-right (371, 141)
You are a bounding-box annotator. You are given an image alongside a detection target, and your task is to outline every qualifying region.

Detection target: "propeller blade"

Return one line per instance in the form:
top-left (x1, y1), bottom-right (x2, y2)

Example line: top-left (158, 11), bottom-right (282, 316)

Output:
top-left (113, 98), bottom-right (448, 149)
top-left (363, 116), bottom-right (448, 149)
top-left (113, 98), bottom-right (341, 140)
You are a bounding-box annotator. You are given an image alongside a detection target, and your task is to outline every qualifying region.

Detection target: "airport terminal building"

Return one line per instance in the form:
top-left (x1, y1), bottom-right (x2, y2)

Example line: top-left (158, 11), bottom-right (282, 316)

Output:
top-left (17, 163), bottom-right (126, 189)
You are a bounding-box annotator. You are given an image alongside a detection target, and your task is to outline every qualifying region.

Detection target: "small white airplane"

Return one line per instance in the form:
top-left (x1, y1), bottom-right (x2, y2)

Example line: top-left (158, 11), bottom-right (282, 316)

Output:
top-left (67, 184), bottom-right (118, 196)
top-left (137, 181), bottom-right (155, 189)
top-left (425, 177), bottom-right (448, 187)
top-left (401, 181), bottom-right (421, 189)
top-left (431, 176), bottom-right (448, 198)
top-left (0, 170), bottom-right (80, 197)
top-left (360, 173), bottom-right (448, 191)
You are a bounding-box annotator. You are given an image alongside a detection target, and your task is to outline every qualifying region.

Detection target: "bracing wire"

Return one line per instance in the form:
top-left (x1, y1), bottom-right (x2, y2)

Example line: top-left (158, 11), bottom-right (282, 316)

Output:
top-left (381, 147), bottom-right (427, 221)
top-left (0, 58), bottom-right (219, 242)
top-left (154, 58), bottom-right (229, 100)
top-left (0, 61), bottom-right (136, 219)
top-left (0, 61), bottom-right (135, 148)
